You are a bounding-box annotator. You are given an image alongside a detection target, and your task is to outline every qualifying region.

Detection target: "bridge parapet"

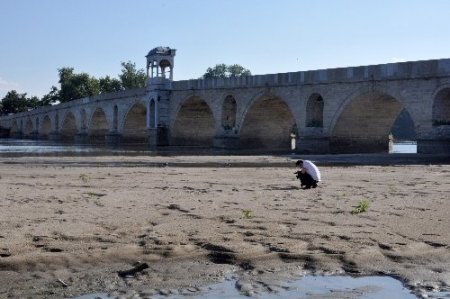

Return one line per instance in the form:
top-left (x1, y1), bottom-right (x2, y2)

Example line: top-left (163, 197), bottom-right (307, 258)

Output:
top-left (0, 88), bottom-right (147, 121)
top-left (173, 58), bottom-right (450, 91)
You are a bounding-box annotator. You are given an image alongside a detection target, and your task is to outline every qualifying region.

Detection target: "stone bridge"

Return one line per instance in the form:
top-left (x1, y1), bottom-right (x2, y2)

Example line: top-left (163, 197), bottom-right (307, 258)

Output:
top-left (1, 47), bottom-right (449, 154)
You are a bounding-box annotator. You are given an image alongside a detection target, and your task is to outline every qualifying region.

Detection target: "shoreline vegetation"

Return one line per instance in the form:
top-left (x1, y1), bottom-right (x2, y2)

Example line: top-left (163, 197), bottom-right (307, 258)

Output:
top-left (0, 155), bottom-right (449, 298)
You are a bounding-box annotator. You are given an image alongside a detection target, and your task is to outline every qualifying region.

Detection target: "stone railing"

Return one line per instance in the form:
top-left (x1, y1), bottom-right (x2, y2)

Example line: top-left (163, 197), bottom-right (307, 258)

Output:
top-left (0, 88), bottom-right (147, 121)
top-left (173, 58), bottom-right (450, 90)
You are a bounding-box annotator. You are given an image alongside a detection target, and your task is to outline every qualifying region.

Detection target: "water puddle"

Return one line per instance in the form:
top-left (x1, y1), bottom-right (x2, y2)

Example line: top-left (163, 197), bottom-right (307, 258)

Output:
top-left (72, 275), bottom-right (450, 298)
top-left (390, 141), bottom-right (417, 154)
top-left (0, 138), bottom-right (418, 155)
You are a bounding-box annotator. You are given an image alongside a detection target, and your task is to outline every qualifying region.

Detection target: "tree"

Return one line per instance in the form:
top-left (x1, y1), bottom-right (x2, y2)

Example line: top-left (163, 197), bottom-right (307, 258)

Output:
top-left (119, 61), bottom-right (147, 89)
top-left (27, 96), bottom-right (41, 109)
top-left (58, 67), bottom-right (100, 103)
top-left (99, 76), bottom-right (123, 93)
top-left (2, 60), bottom-right (147, 114)
top-left (203, 64), bottom-right (251, 79)
top-left (227, 64), bottom-right (252, 77)
top-left (203, 63), bottom-right (228, 79)
top-left (0, 90), bottom-right (36, 115)
top-left (40, 86), bottom-right (60, 106)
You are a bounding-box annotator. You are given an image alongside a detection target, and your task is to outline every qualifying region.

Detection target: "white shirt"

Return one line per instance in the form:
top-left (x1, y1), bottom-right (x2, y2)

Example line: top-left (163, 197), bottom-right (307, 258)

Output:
top-left (302, 160), bottom-right (321, 181)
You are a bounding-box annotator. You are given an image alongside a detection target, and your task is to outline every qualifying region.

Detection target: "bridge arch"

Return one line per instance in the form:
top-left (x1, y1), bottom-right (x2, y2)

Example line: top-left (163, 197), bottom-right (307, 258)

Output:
top-left (239, 92), bottom-right (296, 150)
top-left (306, 93), bottom-right (324, 128)
top-left (10, 120), bottom-right (19, 135)
top-left (330, 91), bottom-right (408, 153)
top-left (171, 96), bottom-right (216, 146)
top-left (23, 118), bottom-right (33, 136)
top-left (61, 111), bottom-right (77, 140)
top-left (390, 108), bottom-right (416, 140)
top-left (88, 107), bottom-right (109, 142)
top-left (122, 102), bottom-right (147, 142)
top-left (40, 115), bottom-right (52, 138)
top-left (432, 86), bottom-right (450, 126)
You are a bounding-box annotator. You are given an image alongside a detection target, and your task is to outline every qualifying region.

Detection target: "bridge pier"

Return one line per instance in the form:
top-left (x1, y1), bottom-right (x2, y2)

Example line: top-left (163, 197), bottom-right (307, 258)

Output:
top-left (213, 135), bottom-right (240, 149)
top-left (148, 127), bottom-right (169, 147)
top-left (417, 126), bottom-right (450, 153)
top-left (417, 139), bottom-right (450, 154)
top-left (0, 127), bottom-right (9, 137)
top-left (36, 134), bottom-right (49, 140)
top-left (148, 128), bottom-right (158, 147)
top-left (9, 132), bottom-right (22, 138)
top-left (48, 132), bottom-right (62, 141)
top-left (74, 133), bottom-right (89, 144)
top-left (23, 132), bottom-right (39, 139)
top-left (296, 137), bottom-right (330, 154)
top-left (329, 137), bottom-right (389, 154)
top-left (105, 132), bottom-right (122, 145)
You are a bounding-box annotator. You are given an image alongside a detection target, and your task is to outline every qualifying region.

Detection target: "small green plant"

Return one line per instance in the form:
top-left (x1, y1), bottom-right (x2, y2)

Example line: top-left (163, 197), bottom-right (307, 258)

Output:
top-left (79, 174), bottom-right (90, 183)
top-left (352, 200), bottom-right (369, 214)
top-left (86, 192), bottom-right (105, 197)
top-left (242, 209), bottom-right (253, 219)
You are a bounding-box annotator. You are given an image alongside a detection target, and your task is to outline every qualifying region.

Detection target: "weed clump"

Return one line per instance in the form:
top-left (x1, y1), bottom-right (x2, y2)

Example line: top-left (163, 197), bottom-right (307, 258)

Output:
top-left (352, 200), bottom-right (369, 214)
top-left (242, 209), bottom-right (253, 219)
top-left (79, 174), bottom-right (90, 183)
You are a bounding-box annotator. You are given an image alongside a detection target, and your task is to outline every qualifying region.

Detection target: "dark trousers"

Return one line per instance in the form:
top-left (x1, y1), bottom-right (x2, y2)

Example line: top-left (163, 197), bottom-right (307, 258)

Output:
top-left (296, 171), bottom-right (318, 189)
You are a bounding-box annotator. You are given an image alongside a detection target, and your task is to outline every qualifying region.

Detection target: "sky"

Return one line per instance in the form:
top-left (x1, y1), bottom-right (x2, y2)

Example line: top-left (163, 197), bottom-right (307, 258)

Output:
top-left (0, 0), bottom-right (449, 99)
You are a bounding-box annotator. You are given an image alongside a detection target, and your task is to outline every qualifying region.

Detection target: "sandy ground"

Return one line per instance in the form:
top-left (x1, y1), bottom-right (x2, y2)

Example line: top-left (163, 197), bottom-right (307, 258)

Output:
top-left (0, 155), bottom-right (449, 298)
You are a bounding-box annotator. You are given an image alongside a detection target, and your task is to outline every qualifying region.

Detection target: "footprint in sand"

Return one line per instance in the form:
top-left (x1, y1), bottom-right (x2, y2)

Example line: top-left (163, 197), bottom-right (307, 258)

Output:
top-left (0, 248), bottom-right (11, 257)
top-left (167, 203), bottom-right (188, 213)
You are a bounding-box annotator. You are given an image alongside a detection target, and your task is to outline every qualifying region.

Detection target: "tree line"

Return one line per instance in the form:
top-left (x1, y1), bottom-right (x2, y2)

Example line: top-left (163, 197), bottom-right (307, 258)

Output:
top-left (0, 63), bottom-right (251, 116)
top-left (0, 61), bottom-right (146, 115)
top-left (202, 64), bottom-right (251, 79)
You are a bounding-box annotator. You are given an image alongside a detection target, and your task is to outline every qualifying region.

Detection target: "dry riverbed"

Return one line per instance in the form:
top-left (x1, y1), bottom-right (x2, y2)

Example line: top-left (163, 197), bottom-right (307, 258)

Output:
top-left (0, 155), bottom-right (449, 298)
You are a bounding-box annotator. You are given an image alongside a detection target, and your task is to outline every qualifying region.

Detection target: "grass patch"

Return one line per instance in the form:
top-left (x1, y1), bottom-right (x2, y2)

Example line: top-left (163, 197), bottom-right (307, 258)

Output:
top-left (242, 209), bottom-right (253, 219)
top-left (85, 192), bottom-right (106, 198)
top-left (79, 174), bottom-right (90, 183)
top-left (352, 200), bottom-right (369, 214)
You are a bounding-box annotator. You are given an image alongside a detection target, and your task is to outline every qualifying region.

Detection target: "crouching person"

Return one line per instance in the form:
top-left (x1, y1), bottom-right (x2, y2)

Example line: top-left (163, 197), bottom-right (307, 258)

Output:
top-left (295, 159), bottom-right (321, 189)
